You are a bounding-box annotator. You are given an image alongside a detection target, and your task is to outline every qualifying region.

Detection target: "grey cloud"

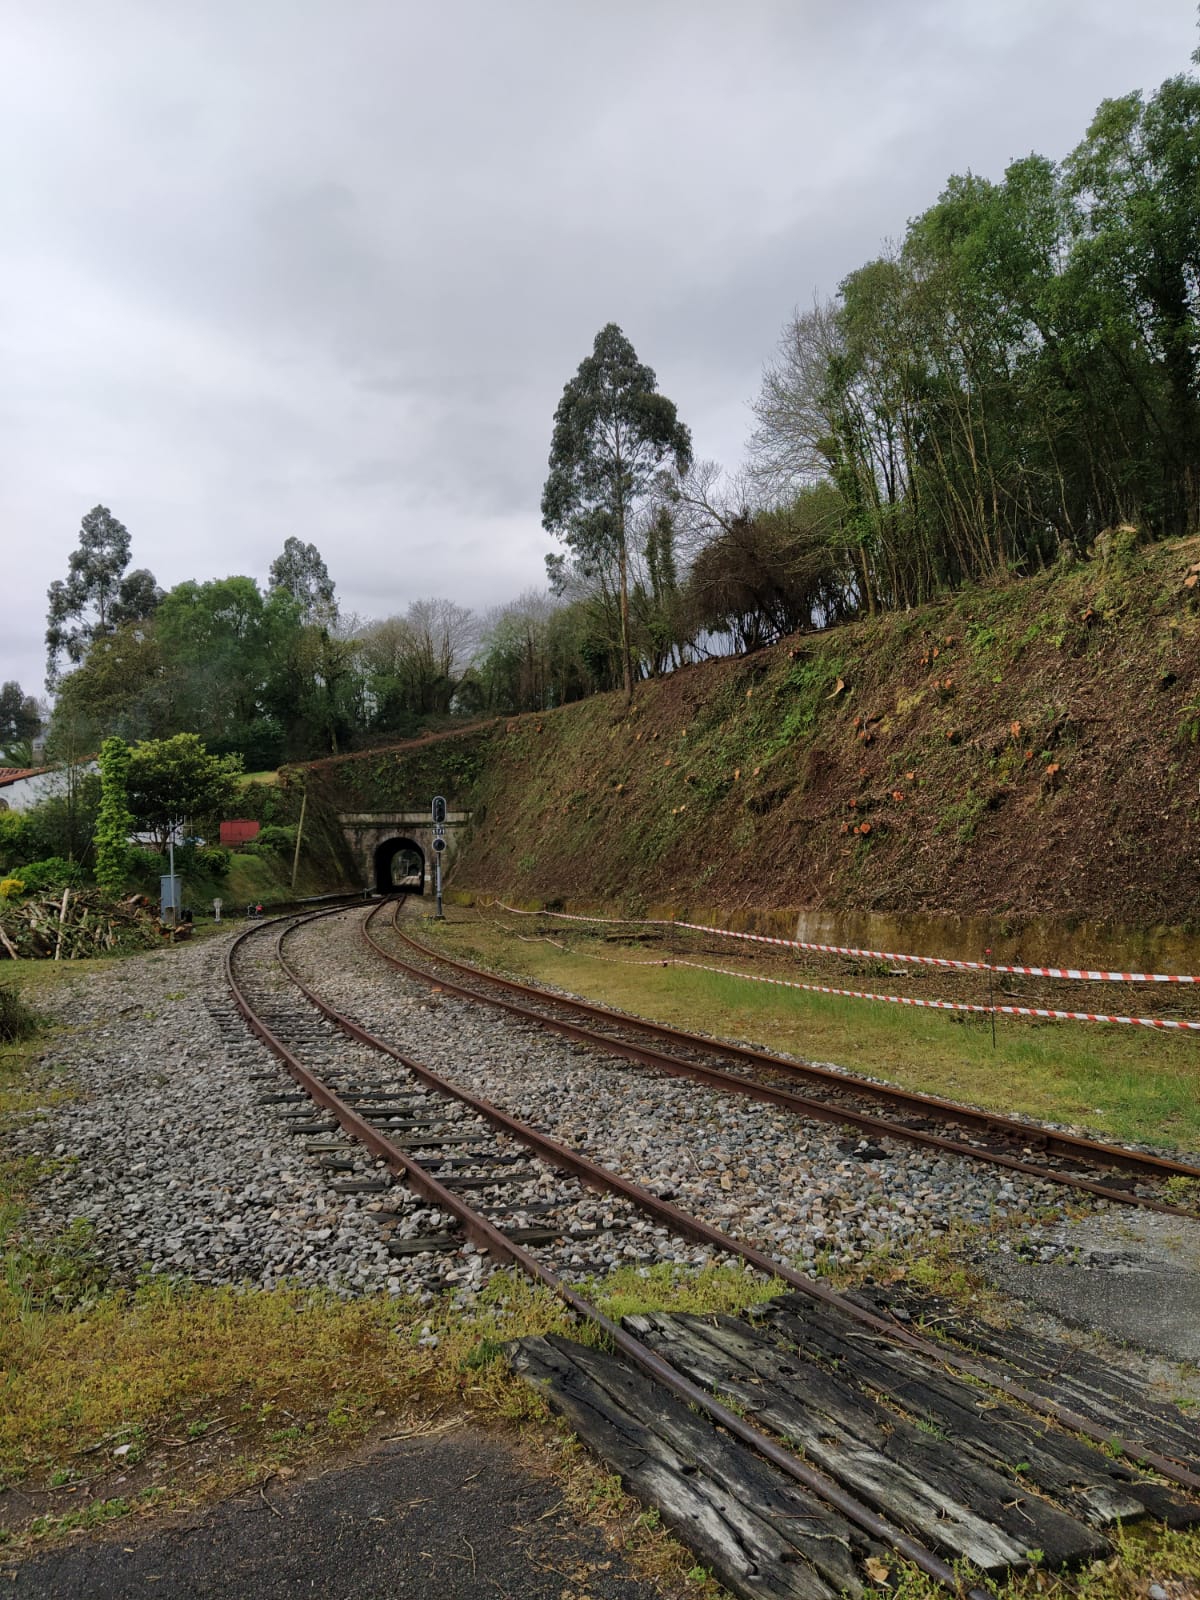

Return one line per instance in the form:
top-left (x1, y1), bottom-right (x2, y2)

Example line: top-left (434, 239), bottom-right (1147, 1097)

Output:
top-left (3, 0), bottom-right (1196, 695)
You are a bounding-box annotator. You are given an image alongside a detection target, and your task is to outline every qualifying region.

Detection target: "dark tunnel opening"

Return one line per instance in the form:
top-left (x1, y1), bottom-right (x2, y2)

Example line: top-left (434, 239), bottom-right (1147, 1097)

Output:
top-left (373, 837), bottom-right (426, 895)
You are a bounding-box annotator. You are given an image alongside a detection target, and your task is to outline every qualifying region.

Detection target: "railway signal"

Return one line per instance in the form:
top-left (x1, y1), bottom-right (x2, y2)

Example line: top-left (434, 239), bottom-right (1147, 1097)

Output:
top-left (431, 797), bottom-right (446, 917)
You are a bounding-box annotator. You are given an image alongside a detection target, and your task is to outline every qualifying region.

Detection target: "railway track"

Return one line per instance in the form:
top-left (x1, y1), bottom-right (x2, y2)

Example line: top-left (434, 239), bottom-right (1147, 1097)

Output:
top-left (223, 906), bottom-right (1200, 1600)
top-left (366, 904), bottom-right (1200, 1221)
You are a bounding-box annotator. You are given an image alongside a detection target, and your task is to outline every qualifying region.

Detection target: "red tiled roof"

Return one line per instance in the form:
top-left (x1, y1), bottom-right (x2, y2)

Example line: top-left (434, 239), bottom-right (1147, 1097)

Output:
top-left (0, 766), bottom-right (51, 786)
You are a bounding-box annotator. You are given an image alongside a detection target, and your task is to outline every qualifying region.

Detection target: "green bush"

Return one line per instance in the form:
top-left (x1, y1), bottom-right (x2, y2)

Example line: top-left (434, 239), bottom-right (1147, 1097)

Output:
top-left (244, 825), bottom-right (296, 856)
top-left (194, 845), bottom-right (232, 877)
top-left (0, 811), bottom-right (29, 873)
top-left (13, 858), bottom-right (86, 895)
top-left (0, 984), bottom-right (40, 1044)
top-left (21, 776), bottom-right (102, 864)
top-left (125, 846), bottom-right (165, 886)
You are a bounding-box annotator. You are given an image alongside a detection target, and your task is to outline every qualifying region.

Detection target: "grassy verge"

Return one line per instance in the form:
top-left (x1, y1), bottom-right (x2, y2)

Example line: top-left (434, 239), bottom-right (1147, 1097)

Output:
top-left (422, 911), bottom-right (1200, 1152)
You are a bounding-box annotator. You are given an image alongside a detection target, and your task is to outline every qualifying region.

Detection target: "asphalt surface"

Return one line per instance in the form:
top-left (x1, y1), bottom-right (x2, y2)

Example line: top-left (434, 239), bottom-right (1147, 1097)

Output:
top-left (984, 1210), bottom-right (1200, 1363)
top-left (2, 1427), bottom-right (668, 1600)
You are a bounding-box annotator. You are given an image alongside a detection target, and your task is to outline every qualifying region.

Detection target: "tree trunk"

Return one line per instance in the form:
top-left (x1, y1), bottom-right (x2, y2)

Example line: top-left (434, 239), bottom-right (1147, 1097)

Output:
top-left (618, 537), bottom-right (632, 701)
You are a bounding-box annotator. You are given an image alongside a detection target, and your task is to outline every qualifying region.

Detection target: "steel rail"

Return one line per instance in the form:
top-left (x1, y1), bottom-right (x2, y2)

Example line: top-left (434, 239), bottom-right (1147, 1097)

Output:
top-left (365, 906), bottom-right (1200, 1217)
top-left (393, 907), bottom-right (1200, 1182)
top-left (268, 905), bottom-right (1200, 1499)
top-left (226, 911), bottom-right (993, 1600)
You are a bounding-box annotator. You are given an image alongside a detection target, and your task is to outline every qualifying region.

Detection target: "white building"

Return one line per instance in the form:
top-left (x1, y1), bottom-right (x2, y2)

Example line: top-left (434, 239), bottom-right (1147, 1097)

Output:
top-left (0, 763), bottom-right (97, 813)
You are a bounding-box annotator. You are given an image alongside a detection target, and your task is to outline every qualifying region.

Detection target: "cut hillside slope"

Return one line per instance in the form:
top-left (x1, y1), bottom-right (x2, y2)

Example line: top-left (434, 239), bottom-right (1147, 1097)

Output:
top-left (306, 535), bottom-right (1200, 928)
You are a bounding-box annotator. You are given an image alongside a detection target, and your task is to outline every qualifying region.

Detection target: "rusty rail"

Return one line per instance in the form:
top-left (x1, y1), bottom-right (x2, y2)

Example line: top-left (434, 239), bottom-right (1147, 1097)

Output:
top-left (366, 905), bottom-right (1200, 1218)
top-left (219, 903), bottom-right (1200, 1600)
top-left (226, 909), bottom-right (1000, 1597)
top-left (271, 905), bottom-right (1200, 1493)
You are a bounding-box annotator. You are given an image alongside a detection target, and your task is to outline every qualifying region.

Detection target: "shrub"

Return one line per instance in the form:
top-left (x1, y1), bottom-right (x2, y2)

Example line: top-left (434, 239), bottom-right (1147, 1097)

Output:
top-left (244, 825), bottom-right (296, 857)
top-left (0, 811), bottom-right (29, 873)
top-left (125, 846), bottom-right (165, 886)
top-left (21, 776), bottom-right (102, 864)
top-left (194, 845), bottom-right (232, 877)
top-left (13, 858), bottom-right (87, 895)
top-left (0, 984), bottom-right (40, 1044)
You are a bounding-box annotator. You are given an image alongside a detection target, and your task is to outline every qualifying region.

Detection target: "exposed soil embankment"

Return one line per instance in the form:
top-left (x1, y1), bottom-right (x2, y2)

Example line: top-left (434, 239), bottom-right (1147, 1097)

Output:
top-left (305, 536), bottom-right (1200, 933)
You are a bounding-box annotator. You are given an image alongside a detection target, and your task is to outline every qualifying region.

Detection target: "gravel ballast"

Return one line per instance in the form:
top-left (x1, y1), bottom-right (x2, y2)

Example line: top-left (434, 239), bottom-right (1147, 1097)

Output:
top-left (11, 934), bottom-right (398, 1294)
top-left (12, 908), bottom-right (1189, 1309)
top-left (285, 912), bottom-right (1089, 1276)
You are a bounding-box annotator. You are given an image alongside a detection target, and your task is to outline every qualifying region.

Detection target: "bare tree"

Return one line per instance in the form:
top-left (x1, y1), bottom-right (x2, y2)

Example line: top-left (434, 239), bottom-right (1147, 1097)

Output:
top-left (748, 297), bottom-right (845, 494)
top-left (357, 598), bottom-right (475, 721)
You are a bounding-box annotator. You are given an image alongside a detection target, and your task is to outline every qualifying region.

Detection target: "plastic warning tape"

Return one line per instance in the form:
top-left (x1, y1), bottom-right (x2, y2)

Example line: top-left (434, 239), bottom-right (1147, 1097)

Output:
top-left (666, 957), bottom-right (1200, 1031)
top-left (489, 902), bottom-right (1200, 986)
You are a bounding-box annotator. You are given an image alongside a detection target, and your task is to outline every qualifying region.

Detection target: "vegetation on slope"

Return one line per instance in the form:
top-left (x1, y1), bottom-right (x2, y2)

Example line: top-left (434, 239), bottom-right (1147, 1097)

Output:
top-left (309, 535), bottom-right (1200, 928)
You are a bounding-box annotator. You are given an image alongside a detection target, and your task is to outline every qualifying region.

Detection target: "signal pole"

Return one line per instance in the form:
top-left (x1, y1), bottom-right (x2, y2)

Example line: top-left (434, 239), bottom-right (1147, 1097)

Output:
top-left (432, 795), bottom-right (446, 919)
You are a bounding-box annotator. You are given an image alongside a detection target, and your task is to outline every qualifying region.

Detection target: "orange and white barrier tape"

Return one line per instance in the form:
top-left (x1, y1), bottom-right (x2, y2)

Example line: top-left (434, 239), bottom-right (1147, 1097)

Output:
top-left (667, 958), bottom-right (1200, 1031)
top-left (490, 902), bottom-right (1200, 986)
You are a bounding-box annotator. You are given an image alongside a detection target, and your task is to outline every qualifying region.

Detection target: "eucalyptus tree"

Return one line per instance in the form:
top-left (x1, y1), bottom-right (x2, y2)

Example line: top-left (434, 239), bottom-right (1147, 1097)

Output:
top-left (542, 323), bottom-right (692, 699)
top-left (45, 505), bottom-right (161, 687)
top-left (268, 537), bottom-right (338, 623)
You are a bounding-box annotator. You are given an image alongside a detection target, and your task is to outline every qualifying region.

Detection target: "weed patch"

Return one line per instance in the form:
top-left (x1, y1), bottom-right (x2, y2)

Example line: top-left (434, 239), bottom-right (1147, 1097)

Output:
top-left (0, 985), bottom-right (39, 1045)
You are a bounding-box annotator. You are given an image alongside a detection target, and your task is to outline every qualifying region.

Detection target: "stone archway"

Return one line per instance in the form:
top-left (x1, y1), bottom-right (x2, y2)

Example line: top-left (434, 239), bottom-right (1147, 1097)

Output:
top-left (340, 811), bottom-right (470, 893)
top-left (373, 837), bottom-right (426, 894)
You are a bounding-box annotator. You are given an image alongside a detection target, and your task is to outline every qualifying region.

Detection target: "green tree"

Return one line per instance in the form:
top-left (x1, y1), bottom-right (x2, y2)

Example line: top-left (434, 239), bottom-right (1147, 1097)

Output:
top-left (153, 577), bottom-right (285, 764)
top-left (126, 734), bottom-right (243, 851)
top-left (542, 323), bottom-right (692, 699)
top-left (0, 682), bottom-right (42, 764)
top-left (48, 625), bottom-right (169, 751)
top-left (1066, 72), bottom-right (1200, 532)
top-left (268, 537), bottom-right (338, 623)
top-left (745, 44), bottom-right (1200, 619)
top-left (472, 592), bottom-right (558, 712)
top-left (45, 506), bottom-right (161, 687)
top-left (94, 737), bottom-right (133, 896)
top-left (356, 599), bottom-right (474, 728)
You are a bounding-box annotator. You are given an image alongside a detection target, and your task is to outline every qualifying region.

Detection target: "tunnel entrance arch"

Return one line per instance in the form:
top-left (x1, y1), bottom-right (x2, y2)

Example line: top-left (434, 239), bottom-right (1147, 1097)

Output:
top-left (341, 810), bottom-right (468, 892)
top-left (373, 837), bottom-right (426, 895)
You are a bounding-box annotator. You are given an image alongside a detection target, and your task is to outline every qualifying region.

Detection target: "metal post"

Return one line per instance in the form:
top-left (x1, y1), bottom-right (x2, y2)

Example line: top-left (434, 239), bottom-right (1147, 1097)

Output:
top-left (435, 849), bottom-right (444, 920)
top-left (165, 833), bottom-right (177, 928)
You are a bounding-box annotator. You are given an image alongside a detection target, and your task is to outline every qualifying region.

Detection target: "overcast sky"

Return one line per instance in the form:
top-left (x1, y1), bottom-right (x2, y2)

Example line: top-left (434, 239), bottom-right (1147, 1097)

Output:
top-left (2, 0), bottom-right (1196, 701)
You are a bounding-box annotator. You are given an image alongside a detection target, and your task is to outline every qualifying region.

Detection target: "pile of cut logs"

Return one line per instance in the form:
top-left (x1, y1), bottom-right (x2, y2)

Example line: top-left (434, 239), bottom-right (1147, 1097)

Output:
top-left (0, 890), bottom-right (163, 960)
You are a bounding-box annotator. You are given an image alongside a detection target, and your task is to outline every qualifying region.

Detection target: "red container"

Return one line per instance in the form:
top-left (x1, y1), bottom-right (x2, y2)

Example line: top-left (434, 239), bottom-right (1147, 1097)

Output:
top-left (219, 819), bottom-right (261, 846)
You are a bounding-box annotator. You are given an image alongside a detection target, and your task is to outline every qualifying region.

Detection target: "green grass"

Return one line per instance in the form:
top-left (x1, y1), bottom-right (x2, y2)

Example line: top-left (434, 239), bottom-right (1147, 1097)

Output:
top-left (684, 968), bottom-right (1200, 1148)
top-left (426, 915), bottom-right (1200, 1152)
